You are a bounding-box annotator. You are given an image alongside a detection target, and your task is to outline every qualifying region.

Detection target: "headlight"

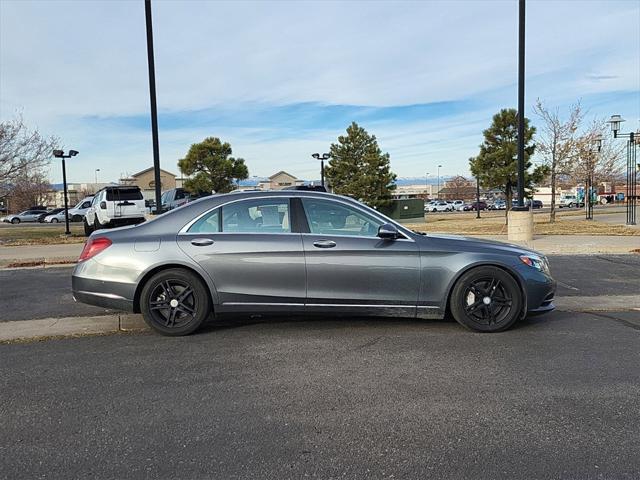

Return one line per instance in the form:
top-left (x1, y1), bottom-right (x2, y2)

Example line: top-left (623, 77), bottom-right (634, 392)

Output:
top-left (519, 254), bottom-right (550, 275)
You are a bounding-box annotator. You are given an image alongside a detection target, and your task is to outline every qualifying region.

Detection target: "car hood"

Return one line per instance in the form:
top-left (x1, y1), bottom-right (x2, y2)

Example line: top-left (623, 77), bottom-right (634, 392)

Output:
top-left (425, 233), bottom-right (542, 257)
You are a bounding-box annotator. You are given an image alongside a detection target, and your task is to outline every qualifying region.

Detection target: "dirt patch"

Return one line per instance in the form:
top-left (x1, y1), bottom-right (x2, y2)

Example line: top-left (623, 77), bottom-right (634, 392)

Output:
top-left (4, 259), bottom-right (77, 269)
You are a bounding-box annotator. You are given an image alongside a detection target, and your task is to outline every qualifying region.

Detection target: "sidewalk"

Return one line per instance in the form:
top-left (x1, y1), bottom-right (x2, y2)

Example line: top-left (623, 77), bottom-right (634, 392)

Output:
top-left (0, 243), bottom-right (82, 267)
top-left (466, 234), bottom-right (640, 255)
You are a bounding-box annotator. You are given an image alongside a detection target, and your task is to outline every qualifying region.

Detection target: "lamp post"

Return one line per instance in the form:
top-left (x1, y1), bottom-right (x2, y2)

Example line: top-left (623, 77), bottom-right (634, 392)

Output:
top-left (607, 115), bottom-right (637, 225)
top-left (425, 172), bottom-right (430, 200)
top-left (312, 153), bottom-right (330, 188)
top-left (95, 168), bottom-right (100, 186)
top-left (585, 135), bottom-right (602, 220)
top-left (513, 0), bottom-right (527, 211)
top-left (52, 149), bottom-right (79, 235)
top-left (476, 175), bottom-right (481, 219)
top-left (437, 164), bottom-right (442, 199)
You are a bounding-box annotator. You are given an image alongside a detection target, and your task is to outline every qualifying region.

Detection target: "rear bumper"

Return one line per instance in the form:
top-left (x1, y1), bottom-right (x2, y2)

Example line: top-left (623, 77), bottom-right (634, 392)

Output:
top-left (72, 275), bottom-right (135, 312)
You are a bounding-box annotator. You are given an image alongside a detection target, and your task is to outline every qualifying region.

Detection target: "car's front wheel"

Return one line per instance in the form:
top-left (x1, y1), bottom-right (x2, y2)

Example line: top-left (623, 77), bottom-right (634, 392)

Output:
top-left (450, 266), bottom-right (522, 333)
top-left (140, 268), bottom-right (211, 336)
top-left (52, 218), bottom-right (59, 223)
top-left (11, 218), bottom-right (19, 224)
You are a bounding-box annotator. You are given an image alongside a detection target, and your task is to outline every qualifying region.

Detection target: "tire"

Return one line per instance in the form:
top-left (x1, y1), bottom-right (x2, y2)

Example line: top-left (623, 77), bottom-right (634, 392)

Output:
top-left (72, 214), bottom-right (82, 222)
top-left (11, 218), bottom-right (19, 224)
top-left (568, 202), bottom-right (574, 208)
top-left (52, 218), bottom-right (59, 223)
top-left (449, 266), bottom-right (522, 333)
top-left (83, 218), bottom-right (93, 236)
top-left (93, 215), bottom-right (104, 231)
top-left (140, 268), bottom-right (211, 336)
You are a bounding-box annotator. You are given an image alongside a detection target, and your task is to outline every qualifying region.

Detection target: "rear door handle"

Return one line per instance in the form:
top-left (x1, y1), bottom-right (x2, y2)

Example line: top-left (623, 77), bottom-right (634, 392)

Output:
top-left (191, 238), bottom-right (214, 247)
top-left (313, 240), bottom-right (337, 249)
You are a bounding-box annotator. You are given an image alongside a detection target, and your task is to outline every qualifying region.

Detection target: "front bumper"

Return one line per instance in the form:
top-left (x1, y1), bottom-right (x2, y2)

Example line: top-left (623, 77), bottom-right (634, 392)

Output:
top-left (524, 273), bottom-right (556, 316)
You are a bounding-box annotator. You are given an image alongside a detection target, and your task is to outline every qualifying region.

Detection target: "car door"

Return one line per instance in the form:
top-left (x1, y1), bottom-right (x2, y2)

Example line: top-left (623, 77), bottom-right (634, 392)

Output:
top-left (177, 196), bottom-right (306, 314)
top-left (299, 197), bottom-right (420, 317)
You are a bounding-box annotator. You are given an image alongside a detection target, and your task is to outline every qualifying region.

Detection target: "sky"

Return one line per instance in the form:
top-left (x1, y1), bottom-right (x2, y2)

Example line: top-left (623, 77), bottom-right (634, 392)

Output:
top-left (1, 0), bottom-right (639, 184)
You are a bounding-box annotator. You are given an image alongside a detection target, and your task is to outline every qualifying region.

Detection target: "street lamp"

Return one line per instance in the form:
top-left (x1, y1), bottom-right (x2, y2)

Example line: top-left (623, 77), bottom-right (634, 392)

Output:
top-left (436, 164), bottom-right (442, 199)
top-left (585, 134), bottom-right (602, 220)
top-left (52, 149), bottom-right (79, 235)
top-left (425, 172), bottom-right (430, 200)
top-left (312, 153), bottom-right (330, 188)
top-left (607, 115), bottom-right (637, 225)
top-left (95, 168), bottom-right (100, 185)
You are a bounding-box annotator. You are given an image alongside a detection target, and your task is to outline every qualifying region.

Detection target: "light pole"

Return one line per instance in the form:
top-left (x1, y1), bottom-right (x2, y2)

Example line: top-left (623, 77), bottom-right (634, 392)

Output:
top-left (145, 0), bottom-right (163, 214)
top-left (436, 164), bottom-right (442, 199)
top-left (53, 149), bottom-right (79, 235)
top-left (95, 168), bottom-right (100, 186)
top-left (607, 115), bottom-right (638, 225)
top-left (425, 172), bottom-right (430, 200)
top-left (585, 135), bottom-right (602, 220)
top-left (513, 0), bottom-right (527, 211)
top-left (312, 153), bottom-right (330, 188)
top-left (476, 175), bottom-right (481, 219)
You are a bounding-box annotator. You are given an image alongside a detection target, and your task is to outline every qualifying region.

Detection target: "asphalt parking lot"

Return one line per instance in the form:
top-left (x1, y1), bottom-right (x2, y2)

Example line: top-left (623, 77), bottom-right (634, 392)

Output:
top-left (2, 254), bottom-right (639, 322)
top-left (1, 310), bottom-right (639, 479)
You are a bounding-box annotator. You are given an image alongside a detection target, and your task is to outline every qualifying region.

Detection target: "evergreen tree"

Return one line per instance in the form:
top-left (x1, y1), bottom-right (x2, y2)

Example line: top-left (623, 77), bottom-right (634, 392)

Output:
top-left (325, 122), bottom-right (396, 208)
top-left (469, 109), bottom-right (548, 216)
top-left (178, 137), bottom-right (248, 194)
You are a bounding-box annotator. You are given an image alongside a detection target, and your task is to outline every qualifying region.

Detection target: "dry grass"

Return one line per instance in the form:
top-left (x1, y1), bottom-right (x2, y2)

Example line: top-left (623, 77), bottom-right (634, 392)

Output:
top-left (406, 212), bottom-right (640, 236)
top-left (0, 224), bottom-right (86, 246)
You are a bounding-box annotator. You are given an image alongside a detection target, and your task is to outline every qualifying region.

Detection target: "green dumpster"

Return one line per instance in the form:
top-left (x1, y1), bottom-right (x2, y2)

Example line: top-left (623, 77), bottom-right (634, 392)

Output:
top-left (377, 199), bottom-right (425, 224)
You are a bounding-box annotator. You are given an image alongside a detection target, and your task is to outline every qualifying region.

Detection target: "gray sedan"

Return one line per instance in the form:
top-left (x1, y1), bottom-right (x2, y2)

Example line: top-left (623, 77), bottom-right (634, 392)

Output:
top-left (2, 209), bottom-right (49, 224)
top-left (72, 191), bottom-right (556, 336)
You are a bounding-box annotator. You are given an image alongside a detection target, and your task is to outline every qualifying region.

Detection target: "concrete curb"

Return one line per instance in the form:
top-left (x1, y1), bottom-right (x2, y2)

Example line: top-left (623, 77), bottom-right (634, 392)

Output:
top-left (2, 295), bottom-right (639, 343)
top-left (555, 295), bottom-right (640, 312)
top-left (0, 314), bottom-right (148, 342)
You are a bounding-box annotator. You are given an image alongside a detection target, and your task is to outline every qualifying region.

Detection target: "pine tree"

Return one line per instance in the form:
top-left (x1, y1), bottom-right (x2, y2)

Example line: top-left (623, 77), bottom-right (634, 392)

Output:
top-left (469, 109), bottom-right (548, 218)
top-left (178, 137), bottom-right (248, 194)
top-left (325, 122), bottom-right (397, 208)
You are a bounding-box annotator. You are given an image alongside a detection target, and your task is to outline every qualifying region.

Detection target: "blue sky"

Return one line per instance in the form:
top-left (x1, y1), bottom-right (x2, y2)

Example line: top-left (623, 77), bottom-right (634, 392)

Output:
top-left (1, 0), bottom-right (638, 184)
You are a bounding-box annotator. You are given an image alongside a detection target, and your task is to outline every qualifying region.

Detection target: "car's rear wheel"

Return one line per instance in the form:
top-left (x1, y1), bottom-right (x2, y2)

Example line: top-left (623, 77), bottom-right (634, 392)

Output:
top-left (93, 215), bottom-right (104, 231)
top-left (140, 268), bottom-right (211, 336)
top-left (450, 266), bottom-right (522, 333)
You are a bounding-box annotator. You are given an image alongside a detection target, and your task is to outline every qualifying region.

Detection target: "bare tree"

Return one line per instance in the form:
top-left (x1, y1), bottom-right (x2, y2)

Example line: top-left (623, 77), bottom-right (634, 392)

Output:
top-left (0, 115), bottom-right (58, 187)
top-left (8, 171), bottom-right (51, 211)
top-left (572, 121), bottom-right (625, 197)
top-left (533, 99), bottom-right (583, 222)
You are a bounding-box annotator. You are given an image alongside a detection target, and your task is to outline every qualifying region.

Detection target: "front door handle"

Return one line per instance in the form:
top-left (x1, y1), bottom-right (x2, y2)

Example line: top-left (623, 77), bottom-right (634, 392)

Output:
top-left (191, 238), bottom-right (214, 247)
top-left (313, 240), bottom-right (337, 249)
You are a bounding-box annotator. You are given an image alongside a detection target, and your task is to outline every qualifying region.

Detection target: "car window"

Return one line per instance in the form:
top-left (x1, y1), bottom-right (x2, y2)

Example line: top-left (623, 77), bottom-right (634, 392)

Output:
top-left (188, 209), bottom-right (220, 233)
top-left (222, 198), bottom-right (291, 234)
top-left (81, 201), bottom-right (91, 209)
top-left (175, 190), bottom-right (186, 200)
top-left (301, 198), bottom-right (382, 237)
top-left (106, 188), bottom-right (143, 201)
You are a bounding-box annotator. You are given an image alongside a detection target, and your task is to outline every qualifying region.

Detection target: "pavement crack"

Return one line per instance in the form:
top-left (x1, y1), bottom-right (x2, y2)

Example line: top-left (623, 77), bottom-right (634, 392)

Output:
top-left (587, 312), bottom-right (640, 332)
top-left (357, 336), bottom-right (383, 350)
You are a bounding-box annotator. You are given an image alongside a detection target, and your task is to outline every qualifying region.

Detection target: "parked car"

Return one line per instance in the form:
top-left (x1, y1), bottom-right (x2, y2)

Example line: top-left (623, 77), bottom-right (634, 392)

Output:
top-left (463, 201), bottom-right (488, 211)
top-left (488, 200), bottom-right (506, 210)
top-left (44, 196), bottom-right (94, 223)
top-left (83, 186), bottom-right (147, 235)
top-left (37, 208), bottom-right (65, 222)
top-left (527, 200), bottom-right (543, 209)
top-left (72, 190), bottom-right (556, 336)
top-left (160, 188), bottom-right (211, 212)
top-left (451, 200), bottom-right (465, 211)
top-left (429, 201), bottom-right (454, 212)
top-left (558, 195), bottom-right (582, 208)
top-left (2, 209), bottom-right (49, 224)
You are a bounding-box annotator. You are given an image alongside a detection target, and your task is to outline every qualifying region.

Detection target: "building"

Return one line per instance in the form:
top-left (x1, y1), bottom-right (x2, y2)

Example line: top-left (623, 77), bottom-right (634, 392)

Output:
top-left (438, 178), bottom-right (477, 201)
top-left (392, 184), bottom-right (439, 200)
top-left (120, 167), bottom-right (178, 199)
top-left (262, 171), bottom-right (304, 190)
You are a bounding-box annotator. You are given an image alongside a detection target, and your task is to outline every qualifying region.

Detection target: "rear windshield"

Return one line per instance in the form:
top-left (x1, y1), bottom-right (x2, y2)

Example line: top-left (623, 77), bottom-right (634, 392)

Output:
top-left (106, 188), bottom-right (143, 201)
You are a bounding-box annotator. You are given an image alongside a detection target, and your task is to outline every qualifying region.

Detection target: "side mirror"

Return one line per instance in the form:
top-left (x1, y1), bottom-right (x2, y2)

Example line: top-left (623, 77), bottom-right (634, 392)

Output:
top-left (377, 223), bottom-right (400, 240)
top-left (100, 201), bottom-right (107, 209)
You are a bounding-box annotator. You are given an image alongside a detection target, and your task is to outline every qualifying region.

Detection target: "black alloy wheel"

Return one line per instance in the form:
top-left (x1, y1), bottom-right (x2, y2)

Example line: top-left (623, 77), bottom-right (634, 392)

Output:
top-left (450, 266), bottom-right (522, 332)
top-left (140, 268), bottom-right (211, 336)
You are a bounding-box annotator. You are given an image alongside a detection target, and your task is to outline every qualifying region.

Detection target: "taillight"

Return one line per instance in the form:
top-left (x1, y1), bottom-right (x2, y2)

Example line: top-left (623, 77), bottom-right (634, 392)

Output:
top-left (78, 237), bottom-right (112, 262)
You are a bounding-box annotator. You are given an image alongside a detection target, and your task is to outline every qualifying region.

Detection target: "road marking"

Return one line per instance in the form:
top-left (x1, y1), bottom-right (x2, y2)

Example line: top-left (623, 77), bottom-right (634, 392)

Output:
top-left (556, 281), bottom-right (579, 291)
